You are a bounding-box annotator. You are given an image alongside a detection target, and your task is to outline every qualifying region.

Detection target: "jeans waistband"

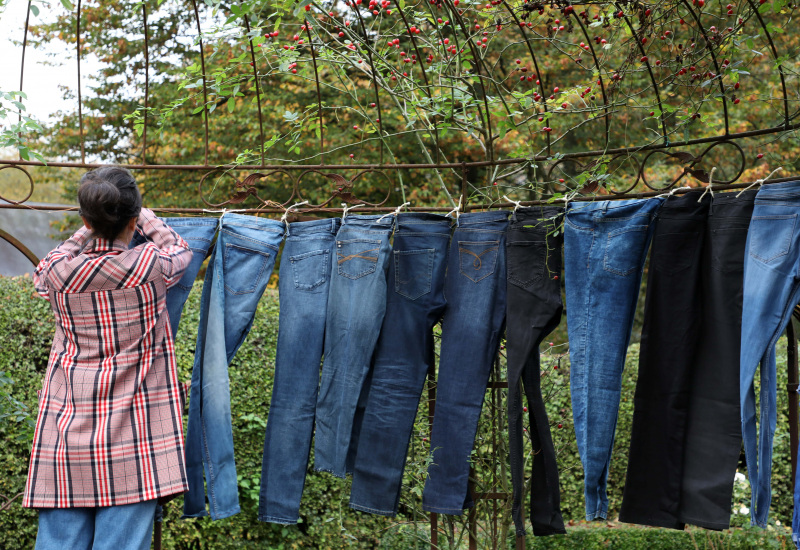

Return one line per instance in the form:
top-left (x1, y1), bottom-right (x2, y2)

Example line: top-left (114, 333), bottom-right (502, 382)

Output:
top-left (754, 180), bottom-right (800, 201)
top-left (342, 214), bottom-right (395, 231)
top-left (220, 213), bottom-right (285, 233)
top-left (286, 217), bottom-right (340, 237)
top-left (710, 190), bottom-right (757, 205)
top-left (456, 211), bottom-right (510, 226)
top-left (510, 206), bottom-right (563, 223)
top-left (161, 217), bottom-right (219, 227)
top-left (395, 213), bottom-right (452, 234)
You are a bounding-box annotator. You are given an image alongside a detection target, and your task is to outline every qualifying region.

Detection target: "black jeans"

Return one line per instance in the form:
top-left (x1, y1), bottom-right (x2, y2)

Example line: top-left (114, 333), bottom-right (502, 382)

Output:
top-left (620, 190), bottom-right (756, 529)
top-left (505, 206), bottom-right (566, 536)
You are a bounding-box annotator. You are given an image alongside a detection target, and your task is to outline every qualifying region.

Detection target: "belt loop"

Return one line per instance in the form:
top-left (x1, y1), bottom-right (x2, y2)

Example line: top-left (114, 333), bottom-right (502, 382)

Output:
top-left (284, 221), bottom-right (291, 238)
top-left (331, 217), bottom-right (338, 235)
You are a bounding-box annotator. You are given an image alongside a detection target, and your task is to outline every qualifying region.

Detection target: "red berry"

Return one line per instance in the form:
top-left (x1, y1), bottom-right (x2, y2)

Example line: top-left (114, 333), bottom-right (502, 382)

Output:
top-left (733, 98), bottom-right (740, 104)
top-left (757, 153), bottom-right (764, 159)
top-left (558, 423), bottom-right (563, 428)
top-left (349, 153), bottom-right (355, 158)
top-left (734, 82), bottom-right (740, 90)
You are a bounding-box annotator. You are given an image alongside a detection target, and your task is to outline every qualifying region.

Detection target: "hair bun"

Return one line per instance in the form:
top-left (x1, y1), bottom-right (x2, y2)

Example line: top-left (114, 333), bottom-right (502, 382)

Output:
top-left (77, 167), bottom-right (142, 241)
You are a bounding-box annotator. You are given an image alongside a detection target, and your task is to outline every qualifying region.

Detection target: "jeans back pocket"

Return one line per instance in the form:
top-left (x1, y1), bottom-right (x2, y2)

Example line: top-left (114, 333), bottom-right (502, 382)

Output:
top-left (603, 225), bottom-right (649, 277)
top-left (290, 249), bottom-right (330, 290)
top-left (394, 249), bottom-right (434, 300)
top-left (749, 214), bottom-right (796, 264)
top-left (507, 241), bottom-right (546, 288)
top-left (711, 227), bottom-right (748, 273)
top-left (652, 232), bottom-right (700, 275)
top-left (337, 239), bottom-right (381, 279)
top-left (459, 241), bottom-right (499, 283)
top-left (223, 243), bottom-right (274, 294)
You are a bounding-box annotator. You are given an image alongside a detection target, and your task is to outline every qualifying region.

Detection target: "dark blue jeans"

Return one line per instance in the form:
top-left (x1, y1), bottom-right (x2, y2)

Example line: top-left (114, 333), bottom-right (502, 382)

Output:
top-left (422, 211), bottom-right (509, 515)
top-left (564, 197), bottom-right (664, 520)
top-left (184, 214), bottom-right (284, 520)
top-left (349, 213), bottom-right (452, 515)
top-left (314, 214), bottom-right (395, 477)
top-left (130, 217), bottom-right (217, 337)
top-left (258, 218), bottom-right (340, 524)
top-left (739, 181), bottom-right (800, 528)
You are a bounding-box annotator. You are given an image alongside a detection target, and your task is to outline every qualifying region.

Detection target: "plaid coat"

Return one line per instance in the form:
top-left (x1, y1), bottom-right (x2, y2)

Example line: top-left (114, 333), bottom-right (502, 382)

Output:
top-left (23, 209), bottom-right (193, 508)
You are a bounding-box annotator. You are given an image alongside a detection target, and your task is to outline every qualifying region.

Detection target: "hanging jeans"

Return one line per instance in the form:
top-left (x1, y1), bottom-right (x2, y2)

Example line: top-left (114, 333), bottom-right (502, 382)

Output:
top-left (505, 206), bottom-right (566, 537)
top-left (564, 197), bottom-right (664, 521)
top-left (422, 211), bottom-right (509, 515)
top-left (349, 213), bottom-right (452, 516)
top-left (620, 191), bottom-right (709, 528)
top-left (130, 217), bottom-right (218, 337)
top-left (314, 214), bottom-right (395, 477)
top-left (620, 190), bottom-right (755, 530)
top-left (183, 214), bottom-right (284, 519)
top-left (258, 217), bottom-right (340, 524)
top-left (741, 180), bottom-right (800, 528)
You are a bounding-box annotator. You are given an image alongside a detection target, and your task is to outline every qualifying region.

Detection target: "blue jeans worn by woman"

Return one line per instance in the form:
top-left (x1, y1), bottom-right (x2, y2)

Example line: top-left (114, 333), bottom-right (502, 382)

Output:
top-left (314, 214), bottom-right (395, 477)
top-left (349, 213), bottom-right (452, 516)
top-left (564, 197), bottom-right (664, 521)
top-left (258, 218), bottom-right (340, 524)
top-left (739, 181), bottom-right (800, 529)
top-left (183, 213), bottom-right (284, 519)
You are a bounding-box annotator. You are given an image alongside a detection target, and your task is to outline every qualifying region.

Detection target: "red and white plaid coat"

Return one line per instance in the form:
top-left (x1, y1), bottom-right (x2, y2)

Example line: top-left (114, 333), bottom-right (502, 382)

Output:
top-left (24, 209), bottom-right (193, 508)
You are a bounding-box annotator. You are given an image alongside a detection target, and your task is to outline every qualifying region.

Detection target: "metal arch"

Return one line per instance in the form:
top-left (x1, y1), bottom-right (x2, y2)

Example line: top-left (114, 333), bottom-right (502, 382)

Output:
top-left (744, 0), bottom-right (791, 127)
top-left (679, 0), bottom-right (730, 136)
top-left (296, 168), bottom-right (393, 208)
top-left (243, 15), bottom-right (266, 167)
top-left (0, 228), bottom-right (39, 268)
top-left (190, 0), bottom-right (210, 166)
top-left (303, 19), bottom-right (325, 164)
top-left (0, 165), bottom-right (35, 205)
top-left (18, 1), bottom-right (32, 150)
top-left (639, 139), bottom-right (746, 190)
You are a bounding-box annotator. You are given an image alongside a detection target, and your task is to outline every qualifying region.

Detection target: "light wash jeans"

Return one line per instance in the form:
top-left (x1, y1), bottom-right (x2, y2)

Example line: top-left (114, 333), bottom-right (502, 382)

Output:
top-left (183, 213), bottom-right (284, 519)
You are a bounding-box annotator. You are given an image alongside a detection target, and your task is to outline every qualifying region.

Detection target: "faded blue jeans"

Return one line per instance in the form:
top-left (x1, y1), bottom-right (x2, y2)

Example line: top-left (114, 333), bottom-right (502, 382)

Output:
top-left (740, 181), bottom-right (800, 529)
top-left (314, 214), bottom-right (395, 477)
top-left (35, 499), bottom-right (157, 550)
top-left (349, 213), bottom-right (452, 516)
top-left (183, 213), bottom-right (284, 519)
top-left (130, 217), bottom-right (218, 337)
top-left (258, 217), bottom-right (340, 524)
top-left (422, 211), bottom-right (509, 515)
top-left (564, 197), bottom-right (664, 521)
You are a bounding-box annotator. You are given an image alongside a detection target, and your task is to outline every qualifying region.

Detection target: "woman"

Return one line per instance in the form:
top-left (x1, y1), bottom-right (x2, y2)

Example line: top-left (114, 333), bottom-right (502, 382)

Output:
top-left (23, 166), bottom-right (193, 549)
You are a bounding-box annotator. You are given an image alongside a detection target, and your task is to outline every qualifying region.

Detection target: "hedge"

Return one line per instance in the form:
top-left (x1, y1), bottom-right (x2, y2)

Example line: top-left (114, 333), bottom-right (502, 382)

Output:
top-left (0, 275), bottom-right (793, 548)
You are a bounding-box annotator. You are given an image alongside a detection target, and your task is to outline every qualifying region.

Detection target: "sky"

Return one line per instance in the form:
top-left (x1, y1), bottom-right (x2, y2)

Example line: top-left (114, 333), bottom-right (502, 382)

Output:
top-left (0, 0), bottom-right (102, 128)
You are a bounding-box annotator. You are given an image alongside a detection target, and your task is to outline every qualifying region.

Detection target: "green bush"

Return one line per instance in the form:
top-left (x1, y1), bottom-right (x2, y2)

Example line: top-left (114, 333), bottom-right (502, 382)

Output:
top-left (0, 275), bottom-right (794, 548)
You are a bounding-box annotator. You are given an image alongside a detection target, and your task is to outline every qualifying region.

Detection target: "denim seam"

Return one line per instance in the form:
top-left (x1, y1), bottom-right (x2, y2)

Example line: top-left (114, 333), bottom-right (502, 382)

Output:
top-left (349, 502), bottom-right (395, 516)
top-left (220, 230), bottom-right (281, 251)
top-left (314, 466), bottom-right (346, 479)
top-left (258, 514), bottom-right (299, 524)
top-left (593, 213), bottom-right (651, 222)
top-left (564, 217), bottom-right (593, 232)
top-left (223, 222), bottom-right (284, 233)
top-left (396, 231), bottom-right (451, 238)
top-left (423, 504), bottom-right (467, 514)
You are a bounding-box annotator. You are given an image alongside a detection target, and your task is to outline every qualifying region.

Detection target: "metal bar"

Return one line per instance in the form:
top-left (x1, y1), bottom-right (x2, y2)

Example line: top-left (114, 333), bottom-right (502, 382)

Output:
top-left (153, 520), bottom-right (162, 550)
top-left (303, 19), bottom-right (324, 164)
top-left (2, 122), bottom-right (798, 172)
top-left (190, 0), bottom-right (210, 165)
top-left (243, 15), bottom-right (265, 167)
top-left (76, 0), bottom-right (85, 164)
top-left (142, 2), bottom-right (149, 164)
top-left (18, 0), bottom-right (32, 153)
top-left (788, 318), bottom-right (799, 483)
top-left (745, 0), bottom-right (790, 127)
top-left (0, 228), bottom-right (40, 267)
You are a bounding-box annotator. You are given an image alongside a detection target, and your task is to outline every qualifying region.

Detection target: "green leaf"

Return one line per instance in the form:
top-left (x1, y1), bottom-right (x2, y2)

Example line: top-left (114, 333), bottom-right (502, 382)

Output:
top-left (227, 97), bottom-right (235, 113)
top-left (29, 4), bottom-right (39, 16)
top-left (60, 0), bottom-right (74, 10)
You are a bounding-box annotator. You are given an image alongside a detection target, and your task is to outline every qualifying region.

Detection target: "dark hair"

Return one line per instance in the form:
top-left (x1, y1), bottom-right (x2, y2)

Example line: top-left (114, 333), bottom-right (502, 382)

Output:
top-left (77, 166), bottom-right (142, 241)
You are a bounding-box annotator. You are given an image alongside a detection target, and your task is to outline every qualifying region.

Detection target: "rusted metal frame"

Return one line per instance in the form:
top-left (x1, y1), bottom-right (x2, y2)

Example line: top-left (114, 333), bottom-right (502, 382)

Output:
top-left (142, 2), bottom-right (150, 164)
top-left (440, 0), bottom-right (495, 166)
top-left (498, 0), bottom-right (552, 155)
top-left (303, 20), bottom-right (325, 164)
top-left (615, 4), bottom-right (668, 144)
top-left (391, 2), bottom-right (442, 164)
top-left (77, 0), bottom-right (85, 164)
top-left (679, 0), bottom-right (730, 136)
top-left (0, 161), bottom-right (35, 205)
top-left (190, 0), bottom-right (210, 165)
top-left (0, 227), bottom-right (40, 267)
top-left (6, 119), bottom-right (796, 172)
top-left (154, 521), bottom-right (162, 550)
top-left (18, 0), bottom-right (32, 150)
top-left (243, 15), bottom-right (266, 167)
top-left (788, 317), bottom-right (799, 483)
top-left (568, 10), bottom-right (610, 147)
top-left (348, 6), bottom-right (385, 164)
top-left (637, 139), bottom-right (746, 190)
top-left (744, 0), bottom-right (790, 127)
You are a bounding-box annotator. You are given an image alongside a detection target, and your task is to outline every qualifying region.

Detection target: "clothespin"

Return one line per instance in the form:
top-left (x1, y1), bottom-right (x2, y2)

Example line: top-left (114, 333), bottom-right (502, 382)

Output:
top-left (378, 202), bottom-right (411, 222)
top-left (342, 202), bottom-right (363, 220)
top-left (446, 196), bottom-right (462, 221)
top-left (697, 167), bottom-right (717, 203)
top-left (736, 167), bottom-right (784, 198)
top-left (280, 201), bottom-right (309, 224)
top-left (503, 195), bottom-right (523, 212)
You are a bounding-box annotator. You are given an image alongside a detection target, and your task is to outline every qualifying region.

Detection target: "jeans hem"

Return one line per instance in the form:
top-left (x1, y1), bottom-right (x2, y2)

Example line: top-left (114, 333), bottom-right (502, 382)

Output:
top-left (677, 514), bottom-right (729, 531)
top-left (530, 526), bottom-right (568, 537)
top-left (422, 503), bottom-right (467, 515)
top-left (209, 506), bottom-right (241, 520)
top-left (349, 502), bottom-right (397, 516)
top-left (181, 510), bottom-right (210, 519)
top-left (313, 467), bottom-right (346, 479)
top-left (585, 509), bottom-right (607, 521)
top-left (619, 514), bottom-right (684, 530)
top-left (258, 515), bottom-right (299, 524)
top-left (750, 518), bottom-right (767, 528)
